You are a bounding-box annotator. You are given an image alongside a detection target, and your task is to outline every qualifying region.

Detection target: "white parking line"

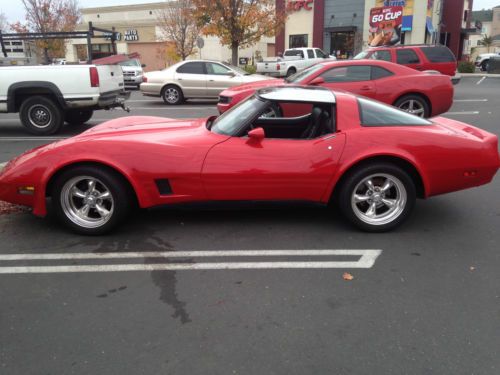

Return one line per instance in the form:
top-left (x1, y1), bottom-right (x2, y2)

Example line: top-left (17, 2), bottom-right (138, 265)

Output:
top-left (0, 249), bottom-right (382, 274)
top-left (445, 111), bottom-right (480, 115)
top-left (0, 137), bottom-right (67, 141)
top-left (477, 77), bottom-right (486, 85)
top-left (454, 99), bottom-right (488, 102)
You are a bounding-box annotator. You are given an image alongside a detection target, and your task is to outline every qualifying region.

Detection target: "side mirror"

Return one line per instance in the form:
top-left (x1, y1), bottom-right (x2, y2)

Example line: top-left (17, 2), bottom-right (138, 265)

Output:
top-left (309, 76), bottom-right (325, 85)
top-left (227, 71), bottom-right (236, 77)
top-left (248, 127), bottom-right (265, 141)
top-left (141, 64), bottom-right (146, 68)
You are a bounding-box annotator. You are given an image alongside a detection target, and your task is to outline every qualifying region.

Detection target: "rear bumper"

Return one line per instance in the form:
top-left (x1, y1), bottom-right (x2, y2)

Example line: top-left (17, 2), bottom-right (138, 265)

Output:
top-left (97, 90), bottom-right (131, 109)
top-left (451, 74), bottom-right (461, 85)
top-left (140, 82), bottom-right (163, 96)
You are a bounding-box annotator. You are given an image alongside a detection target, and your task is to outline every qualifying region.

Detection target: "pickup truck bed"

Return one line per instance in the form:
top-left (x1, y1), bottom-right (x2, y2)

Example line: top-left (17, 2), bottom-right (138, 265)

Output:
top-left (0, 64), bottom-right (129, 135)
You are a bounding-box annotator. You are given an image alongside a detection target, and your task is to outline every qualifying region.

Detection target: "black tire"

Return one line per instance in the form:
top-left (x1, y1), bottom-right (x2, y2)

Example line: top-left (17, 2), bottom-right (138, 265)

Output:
top-left (162, 85), bottom-right (184, 105)
top-left (64, 109), bottom-right (94, 125)
top-left (286, 67), bottom-right (296, 77)
top-left (19, 96), bottom-right (64, 135)
top-left (394, 94), bottom-right (430, 118)
top-left (481, 60), bottom-right (489, 72)
top-left (337, 163), bottom-right (416, 232)
top-left (51, 166), bottom-right (132, 235)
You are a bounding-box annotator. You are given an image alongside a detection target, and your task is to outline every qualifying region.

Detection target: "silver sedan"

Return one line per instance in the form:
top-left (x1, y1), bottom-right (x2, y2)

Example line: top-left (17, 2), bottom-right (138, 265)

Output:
top-left (140, 60), bottom-right (272, 105)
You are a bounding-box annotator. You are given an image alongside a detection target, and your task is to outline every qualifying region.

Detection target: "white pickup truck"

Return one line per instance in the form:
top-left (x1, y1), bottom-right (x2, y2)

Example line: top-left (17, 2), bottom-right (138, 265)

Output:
top-left (256, 47), bottom-right (335, 78)
top-left (0, 64), bottom-right (129, 135)
top-left (475, 52), bottom-right (500, 71)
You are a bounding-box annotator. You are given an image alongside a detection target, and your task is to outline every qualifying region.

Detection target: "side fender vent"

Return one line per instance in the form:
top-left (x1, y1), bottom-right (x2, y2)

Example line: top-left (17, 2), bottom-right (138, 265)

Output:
top-left (155, 179), bottom-right (173, 195)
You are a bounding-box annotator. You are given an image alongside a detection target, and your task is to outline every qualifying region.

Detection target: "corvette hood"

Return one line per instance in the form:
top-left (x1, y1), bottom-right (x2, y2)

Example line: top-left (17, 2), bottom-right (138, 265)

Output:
top-left (221, 78), bottom-right (285, 95)
top-left (79, 116), bottom-right (205, 138)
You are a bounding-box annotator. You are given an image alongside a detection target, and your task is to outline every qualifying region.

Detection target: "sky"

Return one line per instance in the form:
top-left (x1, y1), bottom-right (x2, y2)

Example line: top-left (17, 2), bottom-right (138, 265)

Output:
top-left (1, 0), bottom-right (499, 23)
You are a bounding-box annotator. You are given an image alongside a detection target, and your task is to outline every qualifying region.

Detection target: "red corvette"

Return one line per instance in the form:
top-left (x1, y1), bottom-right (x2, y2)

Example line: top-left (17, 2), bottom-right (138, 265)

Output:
top-left (0, 86), bottom-right (498, 235)
top-left (218, 60), bottom-right (453, 118)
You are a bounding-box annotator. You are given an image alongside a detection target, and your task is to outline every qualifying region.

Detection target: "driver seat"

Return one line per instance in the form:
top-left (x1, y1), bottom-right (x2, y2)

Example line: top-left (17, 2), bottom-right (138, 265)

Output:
top-left (301, 107), bottom-right (323, 139)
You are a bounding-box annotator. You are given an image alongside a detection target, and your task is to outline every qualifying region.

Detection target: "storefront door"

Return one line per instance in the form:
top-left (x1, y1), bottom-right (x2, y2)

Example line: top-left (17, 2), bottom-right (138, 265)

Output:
top-left (329, 32), bottom-right (355, 60)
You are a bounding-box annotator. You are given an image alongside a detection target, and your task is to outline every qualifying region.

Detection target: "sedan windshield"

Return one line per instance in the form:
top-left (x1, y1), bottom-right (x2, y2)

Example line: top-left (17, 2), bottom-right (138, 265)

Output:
top-left (284, 64), bottom-right (324, 83)
top-left (118, 59), bottom-right (140, 67)
top-left (211, 96), bottom-right (267, 136)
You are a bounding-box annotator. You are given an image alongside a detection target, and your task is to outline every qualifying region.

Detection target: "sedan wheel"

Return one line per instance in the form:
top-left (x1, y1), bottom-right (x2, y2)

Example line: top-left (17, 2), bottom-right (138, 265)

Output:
top-left (51, 166), bottom-right (132, 235)
top-left (162, 85), bottom-right (184, 105)
top-left (338, 163), bottom-right (416, 232)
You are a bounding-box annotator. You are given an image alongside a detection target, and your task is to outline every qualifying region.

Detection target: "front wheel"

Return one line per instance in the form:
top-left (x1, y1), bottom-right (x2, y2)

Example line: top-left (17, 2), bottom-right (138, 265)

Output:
top-left (51, 166), bottom-right (132, 235)
top-left (337, 163), bottom-right (416, 232)
top-left (65, 109), bottom-right (94, 125)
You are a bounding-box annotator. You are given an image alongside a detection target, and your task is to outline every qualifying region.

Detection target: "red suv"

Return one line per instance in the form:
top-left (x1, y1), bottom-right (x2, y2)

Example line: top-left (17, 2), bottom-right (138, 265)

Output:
top-left (354, 45), bottom-right (459, 84)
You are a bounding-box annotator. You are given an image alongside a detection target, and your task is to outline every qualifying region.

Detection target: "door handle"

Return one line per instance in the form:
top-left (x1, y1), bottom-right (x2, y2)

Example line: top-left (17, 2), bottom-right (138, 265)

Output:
top-left (209, 79), bottom-right (215, 82)
top-left (178, 78), bottom-right (183, 80)
top-left (360, 85), bottom-right (372, 91)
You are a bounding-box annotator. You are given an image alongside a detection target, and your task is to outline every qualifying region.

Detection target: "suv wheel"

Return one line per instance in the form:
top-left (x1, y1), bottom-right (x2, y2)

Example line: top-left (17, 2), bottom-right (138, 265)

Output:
top-left (481, 60), bottom-right (490, 72)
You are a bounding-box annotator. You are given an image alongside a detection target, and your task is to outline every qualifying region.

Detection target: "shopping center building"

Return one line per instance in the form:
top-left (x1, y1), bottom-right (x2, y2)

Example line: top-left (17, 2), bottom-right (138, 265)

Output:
top-left (276, 0), bottom-right (473, 60)
top-left (65, 2), bottom-right (275, 71)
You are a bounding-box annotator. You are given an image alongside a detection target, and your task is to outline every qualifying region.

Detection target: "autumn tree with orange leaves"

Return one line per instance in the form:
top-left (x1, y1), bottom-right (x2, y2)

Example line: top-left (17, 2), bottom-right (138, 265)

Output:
top-left (193, 0), bottom-right (286, 65)
top-left (11, 0), bottom-right (80, 63)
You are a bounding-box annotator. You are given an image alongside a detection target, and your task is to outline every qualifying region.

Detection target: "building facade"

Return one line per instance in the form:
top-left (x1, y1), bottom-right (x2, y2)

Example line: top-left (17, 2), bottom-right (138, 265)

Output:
top-left (65, 2), bottom-right (274, 71)
top-left (276, 0), bottom-right (472, 60)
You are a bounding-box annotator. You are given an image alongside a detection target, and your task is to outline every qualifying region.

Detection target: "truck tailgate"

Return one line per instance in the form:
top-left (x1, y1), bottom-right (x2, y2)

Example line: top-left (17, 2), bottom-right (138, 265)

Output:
top-left (96, 65), bottom-right (124, 93)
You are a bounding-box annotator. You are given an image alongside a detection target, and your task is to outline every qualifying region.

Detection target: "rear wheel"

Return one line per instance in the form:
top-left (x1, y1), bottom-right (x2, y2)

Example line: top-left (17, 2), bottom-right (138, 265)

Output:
top-left (51, 166), bottom-right (132, 235)
top-left (19, 96), bottom-right (64, 135)
top-left (337, 163), bottom-right (416, 232)
top-left (65, 109), bottom-right (94, 125)
top-left (394, 95), bottom-right (430, 118)
top-left (162, 85), bottom-right (184, 105)
top-left (286, 67), bottom-right (296, 77)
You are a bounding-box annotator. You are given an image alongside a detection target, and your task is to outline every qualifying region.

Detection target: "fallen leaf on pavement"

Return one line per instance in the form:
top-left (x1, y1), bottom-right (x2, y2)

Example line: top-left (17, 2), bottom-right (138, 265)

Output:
top-left (342, 272), bottom-right (354, 281)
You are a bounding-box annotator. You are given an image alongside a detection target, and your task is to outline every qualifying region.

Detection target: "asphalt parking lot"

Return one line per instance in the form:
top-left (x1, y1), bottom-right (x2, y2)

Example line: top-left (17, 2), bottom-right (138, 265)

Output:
top-left (1, 76), bottom-right (499, 374)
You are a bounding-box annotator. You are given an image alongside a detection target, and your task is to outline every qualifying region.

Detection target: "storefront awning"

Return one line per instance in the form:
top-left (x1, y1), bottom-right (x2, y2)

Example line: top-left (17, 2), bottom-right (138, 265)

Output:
top-left (324, 26), bottom-right (357, 33)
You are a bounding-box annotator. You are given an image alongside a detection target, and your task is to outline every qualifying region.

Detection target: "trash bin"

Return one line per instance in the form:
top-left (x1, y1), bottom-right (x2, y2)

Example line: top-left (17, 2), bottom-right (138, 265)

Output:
top-left (487, 56), bottom-right (500, 74)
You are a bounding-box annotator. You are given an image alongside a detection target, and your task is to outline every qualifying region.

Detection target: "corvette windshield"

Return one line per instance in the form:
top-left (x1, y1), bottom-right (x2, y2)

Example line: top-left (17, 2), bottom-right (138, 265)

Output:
top-left (285, 64), bottom-right (324, 83)
top-left (211, 96), bottom-right (267, 136)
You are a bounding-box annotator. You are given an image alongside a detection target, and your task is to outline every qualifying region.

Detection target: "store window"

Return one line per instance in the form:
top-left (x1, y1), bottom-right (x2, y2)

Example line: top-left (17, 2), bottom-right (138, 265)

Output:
top-left (289, 34), bottom-right (308, 48)
top-left (330, 32), bottom-right (355, 59)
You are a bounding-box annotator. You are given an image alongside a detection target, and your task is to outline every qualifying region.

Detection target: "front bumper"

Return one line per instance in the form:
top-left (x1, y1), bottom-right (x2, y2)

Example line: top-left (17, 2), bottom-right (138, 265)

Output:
top-left (124, 75), bottom-right (144, 86)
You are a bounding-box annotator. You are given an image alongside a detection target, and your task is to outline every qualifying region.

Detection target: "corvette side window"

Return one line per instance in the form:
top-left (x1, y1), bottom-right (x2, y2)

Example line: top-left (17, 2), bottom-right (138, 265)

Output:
top-left (358, 98), bottom-right (431, 126)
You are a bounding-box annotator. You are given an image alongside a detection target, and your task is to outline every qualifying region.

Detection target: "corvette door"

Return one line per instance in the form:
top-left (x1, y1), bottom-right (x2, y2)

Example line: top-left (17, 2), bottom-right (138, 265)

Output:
top-left (201, 134), bottom-right (346, 201)
top-left (318, 65), bottom-right (377, 99)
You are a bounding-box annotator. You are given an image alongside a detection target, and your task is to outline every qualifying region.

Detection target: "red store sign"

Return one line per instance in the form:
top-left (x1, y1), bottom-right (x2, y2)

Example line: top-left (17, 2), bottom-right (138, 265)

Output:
top-left (287, 0), bottom-right (313, 12)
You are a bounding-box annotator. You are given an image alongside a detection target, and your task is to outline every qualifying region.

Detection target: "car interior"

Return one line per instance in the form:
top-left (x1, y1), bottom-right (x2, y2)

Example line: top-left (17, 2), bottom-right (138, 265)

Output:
top-left (250, 101), bottom-right (335, 140)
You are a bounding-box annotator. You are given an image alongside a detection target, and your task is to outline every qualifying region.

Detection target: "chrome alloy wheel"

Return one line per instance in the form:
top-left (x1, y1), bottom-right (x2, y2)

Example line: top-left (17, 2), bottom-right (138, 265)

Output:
top-left (164, 87), bottom-right (180, 104)
top-left (60, 176), bottom-right (114, 229)
top-left (351, 173), bottom-right (407, 226)
top-left (398, 99), bottom-right (425, 117)
top-left (28, 104), bottom-right (52, 128)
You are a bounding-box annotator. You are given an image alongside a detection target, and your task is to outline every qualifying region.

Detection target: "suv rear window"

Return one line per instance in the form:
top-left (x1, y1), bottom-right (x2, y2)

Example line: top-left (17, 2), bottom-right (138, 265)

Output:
top-left (420, 46), bottom-right (456, 62)
top-left (396, 49), bottom-right (420, 64)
